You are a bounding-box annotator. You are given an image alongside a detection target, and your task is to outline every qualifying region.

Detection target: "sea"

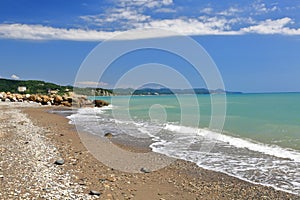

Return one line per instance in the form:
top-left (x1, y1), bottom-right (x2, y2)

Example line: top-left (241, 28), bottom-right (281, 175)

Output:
top-left (66, 93), bottom-right (300, 195)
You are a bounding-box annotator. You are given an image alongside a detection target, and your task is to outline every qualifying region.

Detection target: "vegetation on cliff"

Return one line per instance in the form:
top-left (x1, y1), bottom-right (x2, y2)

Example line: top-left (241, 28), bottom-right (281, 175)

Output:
top-left (0, 78), bottom-right (113, 96)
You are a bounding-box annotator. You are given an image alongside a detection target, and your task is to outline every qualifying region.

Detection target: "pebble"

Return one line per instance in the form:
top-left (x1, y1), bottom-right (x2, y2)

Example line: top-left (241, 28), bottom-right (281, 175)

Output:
top-left (0, 104), bottom-right (94, 199)
top-left (140, 167), bottom-right (150, 173)
top-left (104, 132), bottom-right (114, 138)
top-left (89, 190), bottom-right (101, 196)
top-left (54, 159), bottom-right (65, 165)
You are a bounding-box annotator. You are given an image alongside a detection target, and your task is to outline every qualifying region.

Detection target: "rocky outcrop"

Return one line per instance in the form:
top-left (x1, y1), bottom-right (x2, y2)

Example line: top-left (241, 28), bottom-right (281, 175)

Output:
top-left (0, 92), bottom-right (96, 107)
top-left (93, 100), bottom-right (109, 107)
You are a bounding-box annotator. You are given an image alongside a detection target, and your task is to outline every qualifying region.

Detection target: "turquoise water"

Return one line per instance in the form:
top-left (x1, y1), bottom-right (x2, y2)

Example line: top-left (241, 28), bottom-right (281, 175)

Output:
top-left (72, 93), bottom-right (300, 194)
top-left (97, 93), bottom-right (300, 150)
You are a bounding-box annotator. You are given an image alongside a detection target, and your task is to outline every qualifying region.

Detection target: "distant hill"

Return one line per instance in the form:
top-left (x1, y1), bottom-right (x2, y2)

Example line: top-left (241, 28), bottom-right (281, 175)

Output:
top-left (0, 78), bottom-right (113, 96)
top-left (0, 78), bottom-right (73, 95)
top-left (114, 87), bottom-right (242, 95)
top-left (0, 78), bottom-right (239, 96)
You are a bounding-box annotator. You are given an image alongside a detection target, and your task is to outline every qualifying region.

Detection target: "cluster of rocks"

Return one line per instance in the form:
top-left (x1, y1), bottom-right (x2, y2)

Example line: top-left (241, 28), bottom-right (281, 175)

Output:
top-left (0, 92), bottom-right (108, 107)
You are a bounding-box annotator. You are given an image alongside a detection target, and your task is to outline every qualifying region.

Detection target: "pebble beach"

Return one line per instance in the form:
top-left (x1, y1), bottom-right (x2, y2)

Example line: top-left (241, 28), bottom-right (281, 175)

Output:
top-left (0, 102), bottom-right (299, 200)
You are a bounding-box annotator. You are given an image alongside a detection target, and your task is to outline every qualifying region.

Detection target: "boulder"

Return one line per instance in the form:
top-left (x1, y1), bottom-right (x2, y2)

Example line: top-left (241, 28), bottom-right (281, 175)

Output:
top-left (62, 95), bottom-right (69, 101)
top-left (11, 97), bottom-right (17, 102)
top-left (61, 101), bottom-right (72, 107)
top-left (93, 100), bottom-right (109, 107)
top-left (67, 97), bottom-right (72, 103)
top-left (36, 96), bottom-right (42, 103)
top-left (54, 95), bottom-right (63, 104)
top-left (15, 94), bottom-right (23, 100)
top-left (28, 95), bottom-right (37, 102)
top-left (41, 95), bottom-right (50, 105)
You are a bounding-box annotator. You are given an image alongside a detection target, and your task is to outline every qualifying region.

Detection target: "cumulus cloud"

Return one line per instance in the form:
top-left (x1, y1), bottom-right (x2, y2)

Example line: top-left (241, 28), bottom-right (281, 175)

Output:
top-left (241, 17), bottom-right (300, 35)
top-left (0, 24), bottom-right (122, 41)
top-left (154, 8), bottom-right (176, 13)
top-left (1, 17), bottom-right (300, 41)
top-left (119, 0), bottom-right (173, 9)
top-left (200, 7), bottom-right (213, 15)
top-left (11, 74), bottom-right (20, 80)
top-left (80, 9), bottom-right (150, 27)
top-left (136, 17), bottom-right (240, 35)
top-left (251, 1), bottom-right (279, 14)
top-left (218, 7), bottom-right (242, 16)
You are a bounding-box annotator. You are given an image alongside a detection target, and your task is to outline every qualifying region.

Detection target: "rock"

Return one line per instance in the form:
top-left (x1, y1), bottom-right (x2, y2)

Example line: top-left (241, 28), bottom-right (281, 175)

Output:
top-left (89, 190), bottom-right (101, 196)
top-left (140, 167), bottom-right (151, 173)
top-left (54, 159), bottom-right (64, 165)
top-left (93, 100), bottom-right (109, 107)
top-left (61, 101), bottom-right (72, 107)
top-left (104, 133), bottom-right (114, 138)
top-left (28, 95), bottom-right (37, 102)
top-left (54, 95), bottom-right (63, 104)
top-left (41, 95), bottom-right (50, 105)
top-left (36, 96), bottom-right (42, 103)
top-left (67, 97), bottom-right (73, 103)
top-left (62, 95), bottom-right (69, 101)
top-left (15, 94), bottom-right (23, 100)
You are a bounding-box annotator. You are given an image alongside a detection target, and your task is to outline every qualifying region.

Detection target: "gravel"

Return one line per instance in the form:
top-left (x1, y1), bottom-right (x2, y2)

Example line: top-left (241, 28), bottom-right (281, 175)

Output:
top-left (0, 102), bottom-right (97, 199)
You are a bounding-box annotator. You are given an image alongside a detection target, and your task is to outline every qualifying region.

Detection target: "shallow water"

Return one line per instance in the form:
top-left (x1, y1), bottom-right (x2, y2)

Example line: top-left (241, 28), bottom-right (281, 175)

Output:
top-left (67, 93), bottom-right (300, 195)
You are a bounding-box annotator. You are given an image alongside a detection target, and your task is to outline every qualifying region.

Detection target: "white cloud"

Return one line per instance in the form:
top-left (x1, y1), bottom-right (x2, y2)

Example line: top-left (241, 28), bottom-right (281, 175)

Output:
top-left (218, 7), bottom-right (242, 16)
top-left (252, 1), bottom-right (279, 14)
top-left (241, 17), bottom-right (300, 35)
top-left (119, 0), bottom-right (173, 9)
top-left (154, 8), bottom-right (176, 13)
top-left (137, 17), bottom-right (240, 35)
top-left (200, 7), bottom-right (213, 14)
top-left (11, 74), bottom-right (20, 80)
top-left (80, 8), bottom-right (150, 26)
top-left (0, 24), bottom-right (122, 41)
top-left (1, 17), bottom-right (300, 41)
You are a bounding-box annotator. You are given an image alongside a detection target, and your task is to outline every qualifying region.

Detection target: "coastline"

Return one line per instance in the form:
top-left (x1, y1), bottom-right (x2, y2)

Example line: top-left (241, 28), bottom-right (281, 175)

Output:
top-left (0, 103), bottom-right (299, 199)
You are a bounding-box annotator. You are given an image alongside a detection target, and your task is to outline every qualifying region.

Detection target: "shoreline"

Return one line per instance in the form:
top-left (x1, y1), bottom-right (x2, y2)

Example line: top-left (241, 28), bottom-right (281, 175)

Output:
top-left (0, 102), bottom-right (299, 199)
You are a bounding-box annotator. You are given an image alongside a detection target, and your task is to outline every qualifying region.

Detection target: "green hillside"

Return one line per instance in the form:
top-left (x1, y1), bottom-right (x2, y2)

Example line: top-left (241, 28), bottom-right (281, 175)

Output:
top-left (0, 78), bottom-right (73, 95)
top-left (0, 78), bottom-right (114, 96)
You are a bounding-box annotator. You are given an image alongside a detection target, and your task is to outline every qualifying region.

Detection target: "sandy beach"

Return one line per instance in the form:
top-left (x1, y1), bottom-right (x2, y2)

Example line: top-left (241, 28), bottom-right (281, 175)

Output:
top-left (0, 102), bottom-right (299, 200)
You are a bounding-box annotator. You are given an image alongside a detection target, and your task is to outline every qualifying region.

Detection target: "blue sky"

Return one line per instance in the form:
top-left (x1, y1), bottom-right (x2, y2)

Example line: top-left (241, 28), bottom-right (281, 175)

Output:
top-left (0, 0), bottom-right (300, 92)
